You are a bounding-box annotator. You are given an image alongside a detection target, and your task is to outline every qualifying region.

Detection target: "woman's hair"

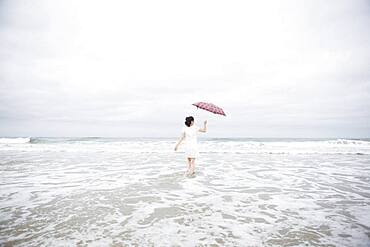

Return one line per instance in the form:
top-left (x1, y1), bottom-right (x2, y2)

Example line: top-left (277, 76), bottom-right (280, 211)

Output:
top-left (185, 116), bottom-right (194, 127)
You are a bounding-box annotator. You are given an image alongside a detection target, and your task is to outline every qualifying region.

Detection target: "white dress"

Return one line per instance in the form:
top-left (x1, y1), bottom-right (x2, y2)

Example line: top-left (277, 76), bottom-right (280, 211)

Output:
top-left (181, 125), bottom-right (201, 158)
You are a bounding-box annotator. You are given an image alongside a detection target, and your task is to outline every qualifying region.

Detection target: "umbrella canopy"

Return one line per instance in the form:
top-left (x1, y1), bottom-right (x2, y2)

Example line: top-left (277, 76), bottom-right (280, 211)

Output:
top-left (192, 102), bottom-right (226, 116)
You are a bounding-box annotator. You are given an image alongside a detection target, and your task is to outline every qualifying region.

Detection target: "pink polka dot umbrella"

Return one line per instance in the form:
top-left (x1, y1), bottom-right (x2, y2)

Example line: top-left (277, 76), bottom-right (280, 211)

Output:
top-left (192, 102), bottom-right (226, 116)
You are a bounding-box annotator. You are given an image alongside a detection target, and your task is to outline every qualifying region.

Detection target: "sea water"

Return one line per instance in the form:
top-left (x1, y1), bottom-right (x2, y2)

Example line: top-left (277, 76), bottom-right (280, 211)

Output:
top-left (0, 137), bottom-right (369, 246)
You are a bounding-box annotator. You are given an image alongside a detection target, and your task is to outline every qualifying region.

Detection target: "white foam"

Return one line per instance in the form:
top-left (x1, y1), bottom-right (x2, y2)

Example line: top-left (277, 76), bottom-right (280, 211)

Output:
top-left (0, 138), bottom-right (369, 155)
top-left (0, 137), bottom-right (31, 144)
top-left (1, 140), bottom-right (370, 246)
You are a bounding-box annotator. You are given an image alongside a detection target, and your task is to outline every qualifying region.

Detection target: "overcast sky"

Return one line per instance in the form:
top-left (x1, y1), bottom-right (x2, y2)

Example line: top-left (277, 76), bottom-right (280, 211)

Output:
top-left (0, 0), bottom-right (369, 138)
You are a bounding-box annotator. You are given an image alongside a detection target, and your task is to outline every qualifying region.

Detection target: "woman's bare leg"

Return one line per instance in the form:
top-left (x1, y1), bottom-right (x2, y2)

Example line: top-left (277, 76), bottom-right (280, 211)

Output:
top-left (186, 158), bottom-right (192, 175)
top-left (190, 158), bottom-right (195, 174)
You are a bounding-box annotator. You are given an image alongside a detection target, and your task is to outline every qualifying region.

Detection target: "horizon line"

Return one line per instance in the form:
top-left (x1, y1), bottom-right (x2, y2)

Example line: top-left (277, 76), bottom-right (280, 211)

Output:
top-left (1, 136), bottom-right (370, 140)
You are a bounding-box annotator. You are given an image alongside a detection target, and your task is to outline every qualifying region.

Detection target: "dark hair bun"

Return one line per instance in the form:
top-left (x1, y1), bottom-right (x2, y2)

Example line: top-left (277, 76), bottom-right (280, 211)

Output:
top-left (185, 116), bottom-right (194, 127)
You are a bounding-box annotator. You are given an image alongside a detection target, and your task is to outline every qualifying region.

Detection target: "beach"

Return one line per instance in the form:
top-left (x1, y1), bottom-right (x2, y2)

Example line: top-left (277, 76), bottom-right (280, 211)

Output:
top-left (0, 137), bottom-right (369, 246)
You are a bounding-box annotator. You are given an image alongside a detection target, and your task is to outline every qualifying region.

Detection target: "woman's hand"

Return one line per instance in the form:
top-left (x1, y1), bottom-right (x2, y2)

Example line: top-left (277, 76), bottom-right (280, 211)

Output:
top-left (199, 120), bottom-right (208, 133)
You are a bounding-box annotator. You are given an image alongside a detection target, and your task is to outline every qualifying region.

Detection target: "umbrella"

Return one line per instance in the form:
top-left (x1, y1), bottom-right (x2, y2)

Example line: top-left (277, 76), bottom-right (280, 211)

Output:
top-left (192, 102), bottom-right (226, 116)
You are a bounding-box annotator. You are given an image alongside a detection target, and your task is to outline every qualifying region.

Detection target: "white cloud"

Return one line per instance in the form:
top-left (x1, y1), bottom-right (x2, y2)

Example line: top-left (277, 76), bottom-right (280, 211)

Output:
top-left (0, 0), bottom-right (369, 137)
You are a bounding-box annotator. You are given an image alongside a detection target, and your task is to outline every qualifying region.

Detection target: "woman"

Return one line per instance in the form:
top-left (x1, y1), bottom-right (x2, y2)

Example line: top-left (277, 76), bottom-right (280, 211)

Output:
top-left (174, 116), bottom-right (207, 176)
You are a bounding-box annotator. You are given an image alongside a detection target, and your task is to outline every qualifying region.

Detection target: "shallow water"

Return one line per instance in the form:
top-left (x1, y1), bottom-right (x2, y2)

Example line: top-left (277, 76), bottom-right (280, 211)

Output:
top-left (0, 138), bottom-right (370, 246)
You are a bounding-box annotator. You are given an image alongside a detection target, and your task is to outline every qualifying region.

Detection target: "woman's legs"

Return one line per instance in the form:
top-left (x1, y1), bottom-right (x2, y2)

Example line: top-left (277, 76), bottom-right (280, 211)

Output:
top-left (185, 157), bottom-right (196, 175)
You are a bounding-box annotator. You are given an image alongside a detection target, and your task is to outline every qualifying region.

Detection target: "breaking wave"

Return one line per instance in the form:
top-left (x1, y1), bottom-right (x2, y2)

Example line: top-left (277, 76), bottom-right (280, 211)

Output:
top-left (0, 137), bottom-right (31, 144)
top-left (0, 137), bottom-right (369, 155)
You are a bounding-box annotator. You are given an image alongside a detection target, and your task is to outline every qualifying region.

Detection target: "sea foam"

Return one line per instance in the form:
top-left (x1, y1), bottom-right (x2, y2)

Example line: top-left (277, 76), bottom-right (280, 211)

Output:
top-left (1, 137), bottom-right (370, 246)
top-left (0, 137), bottom-right (31, 144)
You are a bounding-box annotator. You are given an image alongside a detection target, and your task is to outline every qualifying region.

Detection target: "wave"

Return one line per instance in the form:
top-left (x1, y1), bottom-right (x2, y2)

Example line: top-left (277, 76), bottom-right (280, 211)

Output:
top-left (1, 137), bottom-right (369, 146)
top-left (324, 139), bottom-right (370, 145)
top-left (0, 137), bottom-right (369, 155)
top-left (0, 137), bottom-right (31, 144)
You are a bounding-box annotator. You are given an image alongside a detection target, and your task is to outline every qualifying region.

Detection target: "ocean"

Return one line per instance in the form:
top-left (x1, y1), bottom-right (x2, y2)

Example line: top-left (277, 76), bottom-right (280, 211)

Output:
top-left (0, 137), bottom-right (369, 246)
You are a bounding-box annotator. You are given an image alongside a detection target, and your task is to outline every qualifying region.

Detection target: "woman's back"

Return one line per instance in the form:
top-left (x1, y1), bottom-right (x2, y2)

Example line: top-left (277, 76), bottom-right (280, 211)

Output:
top-left (182, 125), bottom-right (200, 145)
